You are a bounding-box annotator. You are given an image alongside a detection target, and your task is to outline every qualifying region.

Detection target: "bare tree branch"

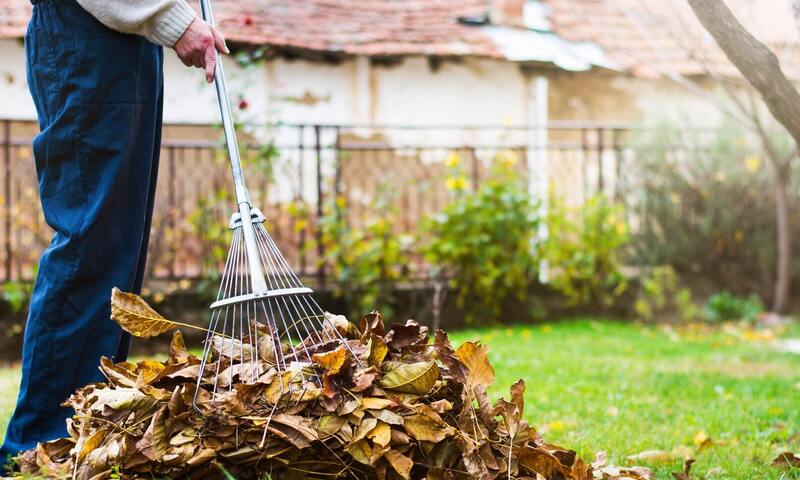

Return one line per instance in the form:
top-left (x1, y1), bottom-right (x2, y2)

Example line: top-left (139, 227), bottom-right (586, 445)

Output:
top-left (688, 0), bottom-right (800, 146)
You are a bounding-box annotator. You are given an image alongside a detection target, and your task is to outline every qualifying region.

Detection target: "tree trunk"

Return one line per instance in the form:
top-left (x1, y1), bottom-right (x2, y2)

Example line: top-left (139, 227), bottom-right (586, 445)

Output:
top-left (772, 174), bottom-right (791, 313)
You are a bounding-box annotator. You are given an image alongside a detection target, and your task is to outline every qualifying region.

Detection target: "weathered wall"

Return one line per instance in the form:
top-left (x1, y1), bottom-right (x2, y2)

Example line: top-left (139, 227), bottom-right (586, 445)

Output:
top-left (0, 37), bottom-right (729, 128)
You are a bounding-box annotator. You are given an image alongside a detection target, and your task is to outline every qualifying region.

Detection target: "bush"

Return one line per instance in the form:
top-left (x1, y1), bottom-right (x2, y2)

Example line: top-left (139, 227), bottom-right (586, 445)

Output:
top-left (628, 121), bottom-right (800, 300)
top-left (320, 192), bottom-right (413, 319)
top-left (634, 265), bottom-right (698, 322)
top-left (421, 157), bottom-right (542, 322)
top-left (702, 291), bottom-right (764, 323)
top-left (545, 194), bottom-right (630, 306)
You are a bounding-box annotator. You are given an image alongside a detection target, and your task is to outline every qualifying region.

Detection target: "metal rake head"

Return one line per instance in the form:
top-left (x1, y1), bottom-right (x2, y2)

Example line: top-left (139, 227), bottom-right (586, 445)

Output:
top-left (193, 207), bottom-right (357, 410)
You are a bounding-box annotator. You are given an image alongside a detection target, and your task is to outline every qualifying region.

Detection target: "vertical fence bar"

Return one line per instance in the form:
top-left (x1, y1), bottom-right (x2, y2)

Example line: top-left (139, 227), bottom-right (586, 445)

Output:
top-left (3, 120), bottom-right (11, 282)
top-left (469, 147), bottom-right (479, 191)
top-left (334, 126), bottom-right (343, 224)
top-left (168, 146), bottom-right (177, 278)
top-left (314, 125), bottom-right (325, 289)
top-left (581, 128), bottom-right (589, 202)
top-left (596, 127), bottom-right (604, 195)
top-left (297, 125), bottom-right (307, 277)
top-left (613, 129), bottom-right (622, 202)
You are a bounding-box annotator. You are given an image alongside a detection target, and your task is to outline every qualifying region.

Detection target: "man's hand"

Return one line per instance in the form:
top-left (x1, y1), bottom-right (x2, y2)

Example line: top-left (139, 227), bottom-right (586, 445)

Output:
top-left (174, 18), bottom-right (229, 83)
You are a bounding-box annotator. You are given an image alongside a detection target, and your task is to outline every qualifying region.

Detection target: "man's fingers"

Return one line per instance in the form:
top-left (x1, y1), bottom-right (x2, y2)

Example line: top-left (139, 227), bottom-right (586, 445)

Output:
top-left (212, 27), bottom-right (229, 55)
top-left (191, 52), bottom-right (203, 69)
top-left (204, 41), bottom-right (217, 83)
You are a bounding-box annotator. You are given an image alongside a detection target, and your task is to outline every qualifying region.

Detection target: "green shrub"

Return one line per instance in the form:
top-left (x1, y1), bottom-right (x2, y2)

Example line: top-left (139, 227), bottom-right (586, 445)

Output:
top-left (545, 194), bottom-right (630, 306)
top-left (702, 291), bottom-right (764, 323)
top-left (1, 281), bottom-right (33, 314)
top-left (320, 193), bottom-right (413, 319)
top-left (421, 158), bottom-right (541, 322)
top-left (634, 265), bottom-right (698, 322)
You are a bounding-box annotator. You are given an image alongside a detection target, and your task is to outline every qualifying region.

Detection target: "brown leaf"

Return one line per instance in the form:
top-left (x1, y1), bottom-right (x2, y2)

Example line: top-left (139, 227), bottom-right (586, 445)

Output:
top-left (168, 330), bottom-right (190, 365)
top-left (671, 458), bottom-right (695, 480)
top-left (110, 288), bottom-right (196, 338)
top-left (360, 311), bottom-right (386, 338)
top-left (772, 451), bottom-right (800, 469)
top-left (384, 448), bottom-right (414, 479)
top-left (385, 320), bottom-right (429, 350)
top-left (404, 414), bottom-right (452, 443)
top-left (455, 342), bottom-right (495, 388)
top-left (137, 405), bottom-right (169, 461)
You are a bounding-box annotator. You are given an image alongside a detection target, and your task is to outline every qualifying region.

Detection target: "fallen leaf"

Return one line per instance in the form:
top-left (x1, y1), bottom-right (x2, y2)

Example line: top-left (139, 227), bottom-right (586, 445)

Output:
top-left (378, 360), bottom-right (439, 395)
top-left (455, 342), bottom-right (495, 388)
top-left (671, 458), bottom-right (695, 480)
top-left (772, 451), bottom-right (800, 469)
top-left (313, 346), bottom-right (348, 374)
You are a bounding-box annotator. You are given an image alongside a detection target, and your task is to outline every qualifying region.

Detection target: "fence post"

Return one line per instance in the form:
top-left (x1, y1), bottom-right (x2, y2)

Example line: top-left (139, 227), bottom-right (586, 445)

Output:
top-left (168, 146), bottom-right (177, 278)
top-left (334, 126), bottom-right (342, 220)
top-left (314, 125), bottom-right (325, 289)
top-left (297, 125), bottom-right (306, 276)
top-left (596, 127), bottom-right (604, 194)
top-left (3, 120), bottom-right (11, 282)
top-left (613, 129), bottom-right (622, 202)
top-left (469, 147), bottom-right (479, 191)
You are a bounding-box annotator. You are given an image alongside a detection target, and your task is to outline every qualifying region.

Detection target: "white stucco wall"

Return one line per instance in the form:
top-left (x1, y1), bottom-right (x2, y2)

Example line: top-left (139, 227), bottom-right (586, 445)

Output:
top-left (0, 39), bottom-right (36, 120)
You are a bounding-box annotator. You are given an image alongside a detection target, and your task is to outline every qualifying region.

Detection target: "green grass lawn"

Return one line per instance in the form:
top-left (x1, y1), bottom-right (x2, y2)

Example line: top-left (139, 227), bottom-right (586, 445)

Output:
top-left (0, 319), bottom-right (798, 479)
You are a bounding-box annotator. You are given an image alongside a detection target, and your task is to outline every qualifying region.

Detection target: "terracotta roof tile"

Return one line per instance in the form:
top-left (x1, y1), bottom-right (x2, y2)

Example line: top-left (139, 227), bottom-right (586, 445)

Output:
top-left (1, 0), bottom-right (798, 78)
top-left (543, 0), bottom-right (800, 78)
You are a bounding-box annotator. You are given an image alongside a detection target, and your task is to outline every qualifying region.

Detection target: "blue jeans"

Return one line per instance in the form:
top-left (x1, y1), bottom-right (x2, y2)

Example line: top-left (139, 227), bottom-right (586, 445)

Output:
top-left (1, 0), bottom-right (163, 460)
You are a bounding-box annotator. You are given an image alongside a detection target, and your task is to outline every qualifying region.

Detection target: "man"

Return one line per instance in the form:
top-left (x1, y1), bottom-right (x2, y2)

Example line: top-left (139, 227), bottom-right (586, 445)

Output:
top-left (1, 0), bottom-right (228, 460)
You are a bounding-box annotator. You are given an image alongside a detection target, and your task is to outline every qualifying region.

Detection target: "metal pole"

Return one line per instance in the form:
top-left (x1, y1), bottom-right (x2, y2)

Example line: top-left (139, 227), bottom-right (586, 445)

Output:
top-left (198, 0), bottom-right (268, 295)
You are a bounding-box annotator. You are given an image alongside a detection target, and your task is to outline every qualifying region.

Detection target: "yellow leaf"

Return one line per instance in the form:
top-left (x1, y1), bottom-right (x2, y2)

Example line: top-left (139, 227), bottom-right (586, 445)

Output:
top-left (77, 430), bottom-right (106, 462)
top-left (693, 431), bottom-right (710, 448)
top-left (367, 421), bottom-right (391, 447)
top-left (377, 361), bottom-right (439, 395)
top-left (360, 397), bottom-right (397, 410)
top-left (455, 342), bottom-right (495, 388)
top-left (312, 347), bottom-right (347, 375)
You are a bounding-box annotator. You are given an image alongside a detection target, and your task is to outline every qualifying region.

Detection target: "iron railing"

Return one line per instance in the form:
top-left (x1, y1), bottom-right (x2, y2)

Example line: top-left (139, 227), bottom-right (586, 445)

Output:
top-left (0, 119), bottom-right (632, 286)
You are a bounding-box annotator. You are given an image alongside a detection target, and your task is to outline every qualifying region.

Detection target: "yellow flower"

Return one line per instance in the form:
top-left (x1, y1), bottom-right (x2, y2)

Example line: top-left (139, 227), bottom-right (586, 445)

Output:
top-left (496, 149), bottom-right (517, 167)
top-left (714, 171), bottom-right (726, 182)
top-left (670, 193), bottom-right (681, 205)
top-left (734, 230), bottom-right (743, 242)
top-left (445, 176), bottom-right (467, 191)
top-left (744, 155), bottom-right (761, 173)
top-left (502, 114), bottom-right (514, 127)
top-left (445, 152), bottom-right (461, 168)
top-left (547, 420), bottom-right (565, 432)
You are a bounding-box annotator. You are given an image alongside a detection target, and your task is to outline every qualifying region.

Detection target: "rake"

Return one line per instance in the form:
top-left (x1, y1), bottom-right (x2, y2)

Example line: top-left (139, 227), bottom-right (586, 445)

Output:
top-left (193, 0), bottom-right (356, 409)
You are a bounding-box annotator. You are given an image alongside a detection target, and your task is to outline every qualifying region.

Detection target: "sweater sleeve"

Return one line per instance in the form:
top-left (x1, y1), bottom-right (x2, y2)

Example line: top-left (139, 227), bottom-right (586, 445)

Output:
top-left (75, 0), bottom-right (197, 47)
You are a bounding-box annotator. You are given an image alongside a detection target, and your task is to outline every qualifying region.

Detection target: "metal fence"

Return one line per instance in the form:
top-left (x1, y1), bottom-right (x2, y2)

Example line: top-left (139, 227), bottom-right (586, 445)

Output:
top-left (0, 119), bottom-right (632, 287)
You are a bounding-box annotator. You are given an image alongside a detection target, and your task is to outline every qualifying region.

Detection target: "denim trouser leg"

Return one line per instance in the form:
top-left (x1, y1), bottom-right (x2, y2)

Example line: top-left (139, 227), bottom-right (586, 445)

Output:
top-left (1, 0), bottom-right (163, 460)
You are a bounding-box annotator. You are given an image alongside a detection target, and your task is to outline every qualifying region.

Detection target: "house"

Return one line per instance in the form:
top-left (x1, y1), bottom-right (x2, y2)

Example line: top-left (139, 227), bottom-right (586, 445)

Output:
top-left (0, 0), bottom-right (797, 282)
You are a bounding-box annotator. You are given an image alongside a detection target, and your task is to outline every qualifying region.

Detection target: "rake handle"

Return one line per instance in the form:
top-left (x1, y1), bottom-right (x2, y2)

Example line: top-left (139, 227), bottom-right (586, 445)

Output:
top-left (198, 0), bottom-right (247, 206)
top-left (199, 0), bottom-right (269, 295)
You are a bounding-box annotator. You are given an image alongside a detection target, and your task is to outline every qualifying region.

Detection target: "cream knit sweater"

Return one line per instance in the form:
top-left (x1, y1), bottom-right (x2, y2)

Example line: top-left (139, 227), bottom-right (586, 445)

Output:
top-left (76, 0), bottom-right (197, 47)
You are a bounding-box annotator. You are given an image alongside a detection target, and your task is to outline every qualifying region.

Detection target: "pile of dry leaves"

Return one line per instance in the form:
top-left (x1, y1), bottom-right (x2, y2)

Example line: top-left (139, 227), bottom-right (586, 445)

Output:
top-left (14, 290), bottom-right (654, 480)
